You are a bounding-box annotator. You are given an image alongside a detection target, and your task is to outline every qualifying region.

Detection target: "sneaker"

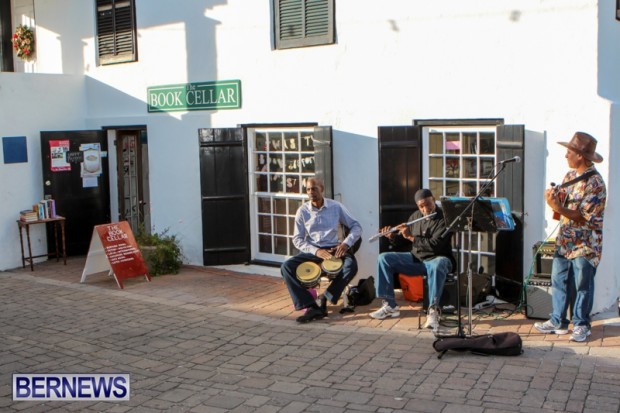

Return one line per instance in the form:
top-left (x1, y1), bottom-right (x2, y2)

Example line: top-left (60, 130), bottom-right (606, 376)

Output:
top-left (296, 307), bottom-right (326, 323)
top-left (423, 306), bottom-right (440, 329)
top-left (534, 320), bottom-right (569, 335)
top-left (570, 326), bottom-right (591, 342)
top-left (369, 301), bottom-right (400, 320)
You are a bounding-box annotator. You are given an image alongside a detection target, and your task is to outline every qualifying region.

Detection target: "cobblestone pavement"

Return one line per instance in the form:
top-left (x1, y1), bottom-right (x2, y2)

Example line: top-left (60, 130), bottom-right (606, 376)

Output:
top-left (1, 258), bottom-right (619, 412)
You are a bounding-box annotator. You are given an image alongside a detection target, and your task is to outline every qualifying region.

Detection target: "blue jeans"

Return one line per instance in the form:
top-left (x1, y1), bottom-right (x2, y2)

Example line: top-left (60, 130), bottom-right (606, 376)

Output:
top-left (281, 252), bottom-right (358, 311)
top-left (376, 252), bottom-right (452, 308)
top-left (550, 253), bottom-right (596, 329)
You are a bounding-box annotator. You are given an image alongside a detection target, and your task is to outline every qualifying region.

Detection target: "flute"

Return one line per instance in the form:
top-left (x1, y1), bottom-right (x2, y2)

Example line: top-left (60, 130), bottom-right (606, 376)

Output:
top-left (368, 212), bottom-right (437, 242)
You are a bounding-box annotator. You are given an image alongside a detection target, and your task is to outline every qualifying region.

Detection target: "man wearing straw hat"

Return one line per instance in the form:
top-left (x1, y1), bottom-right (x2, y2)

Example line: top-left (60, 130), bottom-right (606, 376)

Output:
top-left (534, 132), bottom-right (606, 342)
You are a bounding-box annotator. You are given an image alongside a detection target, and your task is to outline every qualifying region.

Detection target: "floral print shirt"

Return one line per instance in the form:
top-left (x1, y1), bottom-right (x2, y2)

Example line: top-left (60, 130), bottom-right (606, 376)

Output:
top-left (556, 166), bottom-right (606, 267)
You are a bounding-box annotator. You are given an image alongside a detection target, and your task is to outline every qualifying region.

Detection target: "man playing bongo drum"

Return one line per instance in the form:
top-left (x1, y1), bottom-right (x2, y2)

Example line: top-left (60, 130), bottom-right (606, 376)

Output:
top-left (281, 177), bottom-right (362, 323)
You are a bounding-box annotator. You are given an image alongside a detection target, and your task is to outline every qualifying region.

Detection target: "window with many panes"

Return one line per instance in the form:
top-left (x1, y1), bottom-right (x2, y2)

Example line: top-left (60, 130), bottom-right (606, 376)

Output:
top-left (248, 127), bottom-right (317, 262)
top-left (274, 0), bottom-right (335, 50)
top-left (423, 126), bottom-right (498, 275)
top-left (96, 0), bottom-right (137, 65)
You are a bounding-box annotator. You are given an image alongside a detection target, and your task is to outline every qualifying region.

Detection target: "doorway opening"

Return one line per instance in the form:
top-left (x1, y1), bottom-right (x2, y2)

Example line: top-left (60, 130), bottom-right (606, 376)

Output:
top-left (113, 128), bottom-right (150, 236)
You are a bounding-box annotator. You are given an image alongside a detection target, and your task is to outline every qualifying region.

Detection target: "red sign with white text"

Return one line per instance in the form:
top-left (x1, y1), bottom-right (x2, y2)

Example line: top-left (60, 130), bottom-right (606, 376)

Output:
top-left (95, 221), bottom-right (150, 288)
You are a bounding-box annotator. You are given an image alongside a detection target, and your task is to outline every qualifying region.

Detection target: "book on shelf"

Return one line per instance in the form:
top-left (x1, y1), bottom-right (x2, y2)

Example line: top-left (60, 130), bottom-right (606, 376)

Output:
top-left (19, 209), bottom-right (39, 222)
top-left (39, 199), bottom-right (57, 220)
top-left (20, 199), bottom-right (57, 221)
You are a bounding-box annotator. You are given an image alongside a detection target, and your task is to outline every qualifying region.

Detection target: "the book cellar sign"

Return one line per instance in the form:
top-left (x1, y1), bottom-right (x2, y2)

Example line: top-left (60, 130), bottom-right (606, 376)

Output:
top-left (147, 80), bottom-right (241, 112)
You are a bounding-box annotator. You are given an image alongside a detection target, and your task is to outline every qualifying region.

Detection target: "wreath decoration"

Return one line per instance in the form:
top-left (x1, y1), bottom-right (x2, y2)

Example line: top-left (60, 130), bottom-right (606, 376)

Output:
top-left (12, 25), bottom-right (35, 61)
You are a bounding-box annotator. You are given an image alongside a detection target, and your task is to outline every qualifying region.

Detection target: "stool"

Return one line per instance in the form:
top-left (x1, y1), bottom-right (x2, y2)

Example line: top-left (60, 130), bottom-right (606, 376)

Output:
top-left (398, 273), bottom-right (424, 302)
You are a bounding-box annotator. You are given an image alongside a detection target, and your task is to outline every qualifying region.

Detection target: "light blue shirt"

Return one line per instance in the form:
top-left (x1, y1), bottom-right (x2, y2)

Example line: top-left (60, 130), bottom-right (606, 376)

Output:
top-left (293, 198), bottom-right (362, 255)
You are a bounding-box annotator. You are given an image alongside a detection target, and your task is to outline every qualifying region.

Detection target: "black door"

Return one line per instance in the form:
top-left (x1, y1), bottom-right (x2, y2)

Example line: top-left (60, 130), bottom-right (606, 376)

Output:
top-left (378, 125), bottom-right (423, 253)
top-left (199, 128), bottom-right (250, 265)
top-left (41, 130), bottom-right (111, 256)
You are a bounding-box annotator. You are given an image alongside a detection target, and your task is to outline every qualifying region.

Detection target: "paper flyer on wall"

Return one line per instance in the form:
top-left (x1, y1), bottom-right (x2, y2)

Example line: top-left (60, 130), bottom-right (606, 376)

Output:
top-left (79, 143), bottom-right (102, 177)
top-left (50, 140), bottom-right (71, 171)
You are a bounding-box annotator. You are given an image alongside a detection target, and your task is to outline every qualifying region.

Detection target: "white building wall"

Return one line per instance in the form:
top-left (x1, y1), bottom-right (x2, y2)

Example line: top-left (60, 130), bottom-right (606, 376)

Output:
top-left (32, 0), bottom-right (93, 75)
top-left (2, 0), bottom-right (618, 310)
top-left (0, 73), bottom-right (87, 270)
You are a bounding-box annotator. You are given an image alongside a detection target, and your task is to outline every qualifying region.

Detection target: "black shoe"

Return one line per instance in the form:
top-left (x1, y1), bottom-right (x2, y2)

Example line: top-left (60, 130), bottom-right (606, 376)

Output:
top-left (296, 307), bottom-right (327, 323)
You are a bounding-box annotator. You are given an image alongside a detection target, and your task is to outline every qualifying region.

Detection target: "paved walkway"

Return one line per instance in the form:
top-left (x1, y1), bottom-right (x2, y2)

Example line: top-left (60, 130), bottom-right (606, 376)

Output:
top-left (1, 258), bottom-right (619, 412)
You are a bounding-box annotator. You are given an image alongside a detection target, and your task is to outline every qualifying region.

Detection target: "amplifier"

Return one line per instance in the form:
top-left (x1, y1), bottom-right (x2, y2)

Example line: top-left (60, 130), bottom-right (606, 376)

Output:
top-left (423, 274), bottom-right (489, 311)
top-left (423, 274), bottom-right (459, 311)
top-left (533, 241), bottom-right (555, 278)
top-left (525, 277), bottom-right (552, 319)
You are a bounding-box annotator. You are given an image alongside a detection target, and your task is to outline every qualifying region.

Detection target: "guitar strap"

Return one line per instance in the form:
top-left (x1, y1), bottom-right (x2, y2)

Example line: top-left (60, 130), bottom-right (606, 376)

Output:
top-left (559, 170), bottom-right (599, 189)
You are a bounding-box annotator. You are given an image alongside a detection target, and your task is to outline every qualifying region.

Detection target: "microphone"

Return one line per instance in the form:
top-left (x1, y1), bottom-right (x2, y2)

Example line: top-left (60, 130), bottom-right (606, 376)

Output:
top-left (498, 156), bottom-right (521, 164)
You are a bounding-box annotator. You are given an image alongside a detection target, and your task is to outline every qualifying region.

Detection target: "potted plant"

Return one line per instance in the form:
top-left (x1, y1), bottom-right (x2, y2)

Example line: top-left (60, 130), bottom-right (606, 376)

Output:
top-left (136, 226), bottom-right (183, 276)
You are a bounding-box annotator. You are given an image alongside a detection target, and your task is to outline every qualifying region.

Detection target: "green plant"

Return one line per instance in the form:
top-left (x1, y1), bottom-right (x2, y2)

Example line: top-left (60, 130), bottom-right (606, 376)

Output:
top-left (136, 226), bottom-right (183, 276)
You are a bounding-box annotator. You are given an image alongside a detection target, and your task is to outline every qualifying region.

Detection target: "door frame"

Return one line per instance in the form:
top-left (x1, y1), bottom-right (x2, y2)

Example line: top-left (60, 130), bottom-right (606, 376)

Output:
top-left (103, 125), bottom-right (149, 234)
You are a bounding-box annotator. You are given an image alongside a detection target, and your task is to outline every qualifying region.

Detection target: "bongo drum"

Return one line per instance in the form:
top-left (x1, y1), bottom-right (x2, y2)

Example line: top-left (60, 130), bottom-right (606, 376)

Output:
top-left (296, 261), bottom-right (321, 288)
top-left (321, 257), bottom-right (343, 277)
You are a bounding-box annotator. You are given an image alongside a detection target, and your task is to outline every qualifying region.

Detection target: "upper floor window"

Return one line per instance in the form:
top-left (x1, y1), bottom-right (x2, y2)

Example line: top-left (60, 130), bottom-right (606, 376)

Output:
top-left (96, 0), bottom-right (137, 65)
top-left (274, 0), bottom-right (335, 50)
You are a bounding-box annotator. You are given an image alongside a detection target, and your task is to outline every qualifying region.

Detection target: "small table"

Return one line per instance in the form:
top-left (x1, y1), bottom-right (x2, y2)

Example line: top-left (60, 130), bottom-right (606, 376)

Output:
top-left (17, 216), bottom-right (67, 271)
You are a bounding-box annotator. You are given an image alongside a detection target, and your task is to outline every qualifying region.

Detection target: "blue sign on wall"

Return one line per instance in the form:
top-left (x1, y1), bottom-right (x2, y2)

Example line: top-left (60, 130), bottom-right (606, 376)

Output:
top-left (2, 136), bottom-right (28, 164)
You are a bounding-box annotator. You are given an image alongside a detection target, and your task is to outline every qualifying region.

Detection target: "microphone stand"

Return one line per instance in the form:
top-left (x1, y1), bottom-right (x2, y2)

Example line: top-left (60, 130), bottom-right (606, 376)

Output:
top-left (441, 162), bottom-right (508, 337)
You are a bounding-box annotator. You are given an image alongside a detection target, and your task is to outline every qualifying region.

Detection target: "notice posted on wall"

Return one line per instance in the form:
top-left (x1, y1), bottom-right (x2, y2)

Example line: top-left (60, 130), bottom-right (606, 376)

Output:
top-left (50, 140), bottom-right (71, 172)
top-left (79, 143), bottom-right (102, 176)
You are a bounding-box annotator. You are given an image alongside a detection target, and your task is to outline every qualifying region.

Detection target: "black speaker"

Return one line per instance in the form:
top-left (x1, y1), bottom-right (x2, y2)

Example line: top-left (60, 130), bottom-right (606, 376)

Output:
top-left (495, 275), bottom-right (522, 304)
top-left (525, 278), bottom-right (552, 319)
top-left (422, 273), bottom-right (490, 311)
top-left (423, 274), bottom-right (458, 310)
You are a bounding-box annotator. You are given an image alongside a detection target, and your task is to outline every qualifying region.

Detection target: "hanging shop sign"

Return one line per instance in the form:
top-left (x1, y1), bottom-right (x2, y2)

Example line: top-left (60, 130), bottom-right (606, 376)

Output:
top-left (147, 79), bottom-right (242, 112)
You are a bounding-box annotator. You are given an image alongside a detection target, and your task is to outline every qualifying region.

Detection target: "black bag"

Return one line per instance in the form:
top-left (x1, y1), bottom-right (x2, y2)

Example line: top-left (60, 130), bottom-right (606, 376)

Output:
top-left (348, 276), bottom-right (376, 306)
top-left (432, 332), bottom-right (523, 358)
top-left (340, 276), bottom-right (376, 313)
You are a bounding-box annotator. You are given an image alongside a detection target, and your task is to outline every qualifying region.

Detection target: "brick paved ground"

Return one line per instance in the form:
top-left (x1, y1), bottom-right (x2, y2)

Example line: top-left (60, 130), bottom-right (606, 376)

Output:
top-left (1, 257), bottom-right (619, 412)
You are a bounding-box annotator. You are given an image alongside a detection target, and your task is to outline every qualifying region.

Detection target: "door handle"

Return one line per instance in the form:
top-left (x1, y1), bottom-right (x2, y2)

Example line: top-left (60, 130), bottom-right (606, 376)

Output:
top-left (45, 180), bottom-right (51, 186)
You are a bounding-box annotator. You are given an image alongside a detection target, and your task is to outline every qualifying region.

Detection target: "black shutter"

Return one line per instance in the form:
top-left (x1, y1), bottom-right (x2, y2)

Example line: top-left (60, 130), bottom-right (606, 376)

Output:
top-left (0, 0), bottom-right (14, 72)
top-left (198, 128), bottom-right (250, 265)
top-left (496, 125), bottom-right (525, 215)
top-left (312, 126), bottom-right (333, 198)
top-left (96, 0), bottom-right (137, 64)
top-left (275, 0), bottom-right (334, 49)
top-left (495, 124), bottom-right (525, 302)
top-left (378, 126), bottom-right (422, 253)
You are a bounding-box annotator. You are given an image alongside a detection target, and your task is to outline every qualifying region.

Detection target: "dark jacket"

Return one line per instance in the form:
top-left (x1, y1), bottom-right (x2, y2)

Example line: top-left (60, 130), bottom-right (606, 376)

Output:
top-left (405, 207), bottom-right (456, 271)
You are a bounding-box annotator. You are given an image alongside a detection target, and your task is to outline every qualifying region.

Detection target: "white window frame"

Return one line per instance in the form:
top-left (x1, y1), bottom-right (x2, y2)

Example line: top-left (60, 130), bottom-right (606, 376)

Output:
top-left (421, 125), bottom-right (498, 276)
top-left (247, 127), bottom-right (316, 263)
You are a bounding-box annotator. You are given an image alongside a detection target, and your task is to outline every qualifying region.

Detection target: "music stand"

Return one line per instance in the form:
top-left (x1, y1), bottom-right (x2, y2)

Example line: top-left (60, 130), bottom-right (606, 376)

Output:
top-left (441, 197), bottom-right (498, 337)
